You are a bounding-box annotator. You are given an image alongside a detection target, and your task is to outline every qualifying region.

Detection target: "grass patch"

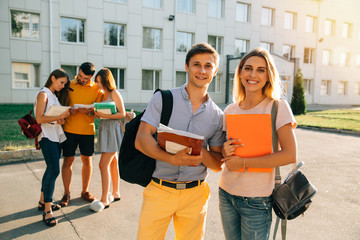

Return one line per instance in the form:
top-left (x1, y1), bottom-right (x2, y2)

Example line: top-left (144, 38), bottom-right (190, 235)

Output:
top-left (295, 109), bottom-right (360, 132)
top-left (0, 104), bottom-right (142, 151)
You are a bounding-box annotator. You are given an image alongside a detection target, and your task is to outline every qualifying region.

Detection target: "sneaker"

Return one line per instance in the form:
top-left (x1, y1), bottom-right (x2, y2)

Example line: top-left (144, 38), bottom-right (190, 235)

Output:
top-left (81, 191), bottom-right (95, 202)
top-left (59, 194), bottom-right (70, 207)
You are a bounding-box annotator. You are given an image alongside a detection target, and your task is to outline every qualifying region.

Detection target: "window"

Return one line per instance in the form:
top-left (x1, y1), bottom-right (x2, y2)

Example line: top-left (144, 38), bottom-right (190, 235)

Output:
top-left (342, 23), bottom-right (352, 39)
top-left (260, 42), bottom-right (272, 53)
top-left (176, 31), bottom-right (194, 52)
top-left (143, 27), bottom-right (161, 50)
top-left (176, 71), bottom-right (187, 87)
top-left (320, 80), bottom-right (331, 96)
top-left (178, 0), bottom-right (194, 13)
top-left (143, 0), bottom-right (161, 8)
top-left (357, 54), bottom-right (360, 67)
top-left (108, 68), bottom-right (125, 89)
top-left (284, 11), bottom-right (296, 30)
top-left (108, 0), bottom-right (126, 2)
top-left (303, 79), bottom-right (313, 95)
top-left (61, 17), bottom-right (84, 43)
top-left (324, 19), bottom-right (335, 36)
top-left (280, 75), bottom-right (290, 96)
top-left (304, 48), bottom-right (314, 64)
top-left (354, 82), bottom-right (360, 95)
top-left (11, 10), bottom-right (40, 39)
top-left (282, 45), bottom-right (294, 60)
top-left (208, 0), bottom-right (224, 18)
top-left (61, 65), bottom-right (78, 80)
top-left (261, 7), bottom-right (274, 26)
top-left (208, 35), bottom-right (223, 55)
top-left (322, 50), bottom-right (332, 66)
top-left (209, 74), bottom-right (221, 92)
top-left (235, 39), bottom-right (249, 56)
top-left (305, 16), bottom-right (315, 33)
top-left (337, 81), bottom-right (348, 95)
top-left (142, 70), bottom-right (160, 90)
top-left (236, 2), bottom-right (250, 23)
top-left (104, 23), bottom-right (125, 46)
top-left (12, 63), bottom-right (40, 88)
top-left (339, 52), bottom-right (350, 66)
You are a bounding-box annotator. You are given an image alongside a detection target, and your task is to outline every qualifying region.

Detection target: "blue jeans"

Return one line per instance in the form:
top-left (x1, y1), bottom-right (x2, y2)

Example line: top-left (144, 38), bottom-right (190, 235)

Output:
top-left (219, 187), bottom-right (273, 240)
top-left (39, 138), bottom-right (62, 203)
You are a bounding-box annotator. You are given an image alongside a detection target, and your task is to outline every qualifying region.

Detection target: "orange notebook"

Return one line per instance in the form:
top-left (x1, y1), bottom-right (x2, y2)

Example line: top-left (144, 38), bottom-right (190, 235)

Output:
top-left (226, 114), bottom-right (273, 173)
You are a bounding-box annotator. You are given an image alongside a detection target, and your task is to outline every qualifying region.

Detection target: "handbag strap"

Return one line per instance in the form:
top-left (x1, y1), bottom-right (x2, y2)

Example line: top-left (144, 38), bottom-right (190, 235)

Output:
top-left (271, 100), bottom-right (287, 240)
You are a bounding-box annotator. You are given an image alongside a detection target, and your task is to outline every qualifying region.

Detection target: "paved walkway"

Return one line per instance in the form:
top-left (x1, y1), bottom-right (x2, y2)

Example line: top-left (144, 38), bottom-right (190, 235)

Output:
top-left (0, 128), bottom-right (359, 239)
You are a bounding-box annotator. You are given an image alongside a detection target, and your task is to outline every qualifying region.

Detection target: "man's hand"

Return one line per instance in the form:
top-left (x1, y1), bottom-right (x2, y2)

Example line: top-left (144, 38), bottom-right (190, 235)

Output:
top-left (77, 107), bottom-right (94, 116)
top-left (222, 155), bottom-right (242, 171)
top-left (170, 147), bottom-right (202, 167)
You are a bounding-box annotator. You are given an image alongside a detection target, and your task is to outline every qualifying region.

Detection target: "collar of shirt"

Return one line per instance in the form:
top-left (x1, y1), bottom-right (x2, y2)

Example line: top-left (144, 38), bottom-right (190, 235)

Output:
top-left (72, 76), bottom-right (95, 87)
top-left (180, 84), bottom-right (210, 109)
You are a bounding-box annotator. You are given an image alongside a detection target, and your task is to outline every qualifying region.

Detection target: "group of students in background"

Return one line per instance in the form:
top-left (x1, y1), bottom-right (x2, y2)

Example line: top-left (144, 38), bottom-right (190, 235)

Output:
top-left (34, 43), bottom-right (297, 240)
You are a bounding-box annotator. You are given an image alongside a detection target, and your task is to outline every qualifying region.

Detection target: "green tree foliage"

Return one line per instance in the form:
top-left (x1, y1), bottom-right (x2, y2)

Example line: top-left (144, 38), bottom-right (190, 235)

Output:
top-left (291, 68), bottom-right (307, 115)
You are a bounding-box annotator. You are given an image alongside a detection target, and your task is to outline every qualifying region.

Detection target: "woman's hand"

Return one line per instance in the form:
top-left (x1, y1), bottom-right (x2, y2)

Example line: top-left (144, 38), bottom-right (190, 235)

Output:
top-left (222, 139), bottom-right (243, 157)
top-left (57, 119), bottom-right (65, 125)
top-left (222, 156), bottom-right (243, 172)
top-left (94, 111), bottom-right (107, 119)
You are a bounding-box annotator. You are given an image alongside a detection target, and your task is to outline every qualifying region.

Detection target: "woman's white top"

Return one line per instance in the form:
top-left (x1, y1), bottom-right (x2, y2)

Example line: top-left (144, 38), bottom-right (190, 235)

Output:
top-left (34, 87), bottom-right (66, 143)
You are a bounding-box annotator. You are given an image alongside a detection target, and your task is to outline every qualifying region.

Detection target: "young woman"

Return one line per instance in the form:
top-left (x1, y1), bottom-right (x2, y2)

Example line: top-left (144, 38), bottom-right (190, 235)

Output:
top-left (35, 69), bottom-right (70, 227)
top-left (219, 48), bottom-right (298, 239)
top-left (90, 68), bottom-right (125, 212)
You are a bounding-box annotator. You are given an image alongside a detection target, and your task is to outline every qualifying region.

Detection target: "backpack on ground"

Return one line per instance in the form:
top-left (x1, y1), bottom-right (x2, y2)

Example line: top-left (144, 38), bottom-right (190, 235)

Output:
top-left (118, 89), bottom-right (173, 187)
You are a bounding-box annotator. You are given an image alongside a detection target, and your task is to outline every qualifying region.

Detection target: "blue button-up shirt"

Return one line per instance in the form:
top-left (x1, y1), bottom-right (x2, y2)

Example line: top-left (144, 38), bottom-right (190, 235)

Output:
top-left (141, 85), bottom-right (225, 182)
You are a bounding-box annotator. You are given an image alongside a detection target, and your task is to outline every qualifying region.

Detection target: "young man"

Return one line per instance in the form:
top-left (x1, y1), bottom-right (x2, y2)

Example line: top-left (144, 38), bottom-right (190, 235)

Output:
top-left (135, 43), bottom-right (226, 240)
top-left (59, 62), bottom-right (103, 207)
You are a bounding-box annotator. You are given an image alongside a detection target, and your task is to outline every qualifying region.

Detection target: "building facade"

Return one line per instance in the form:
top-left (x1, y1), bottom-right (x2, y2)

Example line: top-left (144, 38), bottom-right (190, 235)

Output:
top-left (1, 0), bottom-right (359, 105)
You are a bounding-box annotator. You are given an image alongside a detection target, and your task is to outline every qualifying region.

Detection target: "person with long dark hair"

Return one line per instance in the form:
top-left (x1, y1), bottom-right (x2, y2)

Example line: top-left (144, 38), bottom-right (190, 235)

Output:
top-left (35, 69), bottom-right (70, 227)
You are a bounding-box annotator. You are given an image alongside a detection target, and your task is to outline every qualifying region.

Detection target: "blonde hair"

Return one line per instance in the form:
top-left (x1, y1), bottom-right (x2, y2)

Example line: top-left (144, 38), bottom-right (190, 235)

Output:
top-left (232, 47), bottom-right (282, 103)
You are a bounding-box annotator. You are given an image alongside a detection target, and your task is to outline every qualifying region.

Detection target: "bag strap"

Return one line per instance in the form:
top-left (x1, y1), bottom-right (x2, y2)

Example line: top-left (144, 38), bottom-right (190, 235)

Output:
top-left (271, 100), bottom-right (287, 240)
top-left (157, 89), bottom-right (173, 126)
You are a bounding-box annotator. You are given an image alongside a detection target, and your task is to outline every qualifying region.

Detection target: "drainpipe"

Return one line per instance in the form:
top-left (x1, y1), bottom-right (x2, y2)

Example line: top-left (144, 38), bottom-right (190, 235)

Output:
top-left (49, 0), bottom-right (53, 71)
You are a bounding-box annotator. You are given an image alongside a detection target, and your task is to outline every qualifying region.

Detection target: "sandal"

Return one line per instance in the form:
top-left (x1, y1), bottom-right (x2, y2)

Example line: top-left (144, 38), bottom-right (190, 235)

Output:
top-left (42, 211), bottom-right (57, 227)
top-left (59, 194), bottom-right (70, 207)
top-left (38, 202), bottom-right (61, 211)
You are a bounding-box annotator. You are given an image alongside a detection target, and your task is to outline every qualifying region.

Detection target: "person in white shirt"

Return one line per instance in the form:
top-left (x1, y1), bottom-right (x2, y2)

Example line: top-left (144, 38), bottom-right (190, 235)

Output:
top-left (34, 69), bottom-right (70, 227)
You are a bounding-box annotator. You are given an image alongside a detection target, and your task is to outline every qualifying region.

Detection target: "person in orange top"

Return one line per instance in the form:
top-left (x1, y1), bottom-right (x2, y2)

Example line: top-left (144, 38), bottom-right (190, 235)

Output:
top-left (59, 62), bottom-right (103, 207)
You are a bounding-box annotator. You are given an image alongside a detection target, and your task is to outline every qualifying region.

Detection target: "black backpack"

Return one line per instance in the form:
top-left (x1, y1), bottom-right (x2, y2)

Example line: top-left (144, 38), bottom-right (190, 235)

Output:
top-left (119, 89), bottom-right (173, 187)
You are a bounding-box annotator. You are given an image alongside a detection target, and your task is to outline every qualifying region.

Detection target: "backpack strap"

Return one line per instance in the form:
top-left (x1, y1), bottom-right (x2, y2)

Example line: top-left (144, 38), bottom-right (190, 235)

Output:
top-left (154, 89), bottom-right (173, 126)
top-left (271, 100), bottom-right (287, 240)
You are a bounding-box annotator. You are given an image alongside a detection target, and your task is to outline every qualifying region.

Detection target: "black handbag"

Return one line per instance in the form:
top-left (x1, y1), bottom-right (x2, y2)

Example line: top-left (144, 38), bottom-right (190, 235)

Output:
top-left (270, 100), bottom-right (317, 240)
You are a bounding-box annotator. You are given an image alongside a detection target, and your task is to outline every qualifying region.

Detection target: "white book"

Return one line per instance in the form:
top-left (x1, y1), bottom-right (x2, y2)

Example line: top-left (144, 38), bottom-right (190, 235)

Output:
top-left (45, 105), bottom-right (71, 116)
top-left (73, 104), bottom-right (94, 109)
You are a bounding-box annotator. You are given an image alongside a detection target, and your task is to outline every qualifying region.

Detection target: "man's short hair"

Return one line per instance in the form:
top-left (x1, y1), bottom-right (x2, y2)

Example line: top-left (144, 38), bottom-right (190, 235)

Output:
top-left (79, 62), bottom-right (95, 76)
top-left (185, 43), bottom-right (219, 68)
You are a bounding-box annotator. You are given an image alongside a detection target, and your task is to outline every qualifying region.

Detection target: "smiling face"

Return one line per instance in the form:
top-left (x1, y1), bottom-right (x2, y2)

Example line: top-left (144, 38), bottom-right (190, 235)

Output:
top-left (239, 56), bottom-right (269, 95)
top-left (77, 69), bottom-right (93, 85)
top-left (94, 76), bottom-right (103, 90)
top-left (52, 76), bottom-right (68, 92)
top-left (185, 53), bottom-right (218, 90)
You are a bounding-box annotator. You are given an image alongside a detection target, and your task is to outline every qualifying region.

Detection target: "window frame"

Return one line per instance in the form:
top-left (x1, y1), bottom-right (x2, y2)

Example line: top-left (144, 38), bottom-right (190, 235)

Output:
top-left (104, 22), bottom-right (125, 47)
top-left (107, 67), bottom-right (125, 90)
top-left (282, 44), bottom-right (295, 60)
top-left (235, 39), bottom-right (249, 56)
top-left (324, 19), bottom-right (335, 36)
top-left (304, 48), bottom-right (315, 64)
top-left (261, 7), bottom-right (274, 26)
top-left (176, 31), bottom-right (194, 53)
top-left (303, 79), bottom-right (313, 95)
top-left (60, 17), bottom-right (85, 43)
top-left (143, 0), bottom-right (162, 8)
top-left (320, 80), bottom-right (331, 96)
top-left (12, 62), bottom-right (40, 89)
top-left (208, 0), bottom-right (224, 19)
top-left (337, 81), bottom-right (348, 95)
top-left (176, 71), bottom-right (188, 87)
top-left (208, 35), bottom-right (223, 55)
top-left (342, 22), bottom-right (352, 39)
top-left (143, 27), bottom-right (162, 50)
top-left (305, 15), bottom-right (316, 33)
top-left (236, 2), bottom-right (250, 23)
top-left (10, 10), bottom-right (40, 40)
top-left (284, 11), bottom-right (296, 30)
top-left (208, 73), bottom-right (222, 93)
top-left (177, 0), bottom-right (195, 14)
top-left (322, 49), bottom-right (332, 66)
top-left (60, 65), bottom-right (79, 80)
top-left (260, 42), bottom-right (273, 53)
top-left (142, 69), bottom-right (161, 91)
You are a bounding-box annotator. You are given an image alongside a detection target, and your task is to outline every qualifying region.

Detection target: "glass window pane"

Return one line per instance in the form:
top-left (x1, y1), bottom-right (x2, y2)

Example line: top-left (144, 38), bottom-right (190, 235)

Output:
top-left (261, 7), bottom-right (272, 26)
top-left (61, 18), bottom-right (77, 42)
top-left (32, 14), bottom-right (40, 39)
top-left (104, 23), bottom-right (117, 46)
top-left (155, 71), bottom-right (160, 89)
top-left (142, 70), bottom-right (153, 90)
top-left (61, 65), bottom-right (77, 80)
top-left (208, 0), bottom-right (223, 18)
top-left (284, 12), bottom-right (294, 30)
top-left (305, 16), bottom-right (314, 33)
top-left (176, 32), bottom-right (192, 52)
top-left (176, 71), bottom-right (187, 87)
top-left (11, 11), bottom-right (40, 39)
top-left (119, 25), bottom-right (125, 46)
top-left (236, 3), bottom-right (249, 23)
top-left (235, 39), bottom-right (248, 56)
top-left (143, 0), bottom-right (161, 8)
top-left (119, 69), bottom-right (125, 89)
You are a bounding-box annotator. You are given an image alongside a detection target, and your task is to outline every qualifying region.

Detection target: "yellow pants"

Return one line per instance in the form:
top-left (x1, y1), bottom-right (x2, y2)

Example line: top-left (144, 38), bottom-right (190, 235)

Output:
top-left (137, 180), bottom-right (211, 240)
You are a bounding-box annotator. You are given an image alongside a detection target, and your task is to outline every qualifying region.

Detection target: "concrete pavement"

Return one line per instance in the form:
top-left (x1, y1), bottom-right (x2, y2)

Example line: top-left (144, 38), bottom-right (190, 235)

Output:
top-left (1, 128), bottom-right (360, 240)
